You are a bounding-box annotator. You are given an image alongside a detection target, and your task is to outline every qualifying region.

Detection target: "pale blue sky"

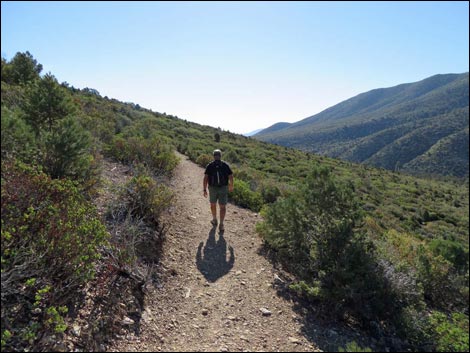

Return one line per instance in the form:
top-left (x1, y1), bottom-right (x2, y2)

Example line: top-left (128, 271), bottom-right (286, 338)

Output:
top-left (2, 1), bottom-right (469, 134)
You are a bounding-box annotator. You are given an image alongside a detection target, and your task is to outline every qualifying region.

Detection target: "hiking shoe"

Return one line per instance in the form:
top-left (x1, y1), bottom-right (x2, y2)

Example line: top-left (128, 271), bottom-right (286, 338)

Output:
top-left (219, 223), bottom-right (225, 232)
top-left (211, 219), bottom-right (218, 227)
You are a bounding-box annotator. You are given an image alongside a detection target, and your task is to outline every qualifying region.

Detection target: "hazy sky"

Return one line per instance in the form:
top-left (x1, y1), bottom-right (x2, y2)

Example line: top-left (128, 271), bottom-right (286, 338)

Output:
top-left (2, 1), bottom-right (469, 134)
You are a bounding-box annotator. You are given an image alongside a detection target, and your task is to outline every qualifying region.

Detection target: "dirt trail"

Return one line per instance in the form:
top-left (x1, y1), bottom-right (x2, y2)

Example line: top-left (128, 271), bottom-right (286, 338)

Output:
top-left (108, 153), bottom-right (321, 352)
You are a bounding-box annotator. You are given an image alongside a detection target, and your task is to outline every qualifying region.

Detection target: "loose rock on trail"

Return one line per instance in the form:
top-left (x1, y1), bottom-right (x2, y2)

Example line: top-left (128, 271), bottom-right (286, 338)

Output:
top-left (107, 153), bottom-right (321, 352)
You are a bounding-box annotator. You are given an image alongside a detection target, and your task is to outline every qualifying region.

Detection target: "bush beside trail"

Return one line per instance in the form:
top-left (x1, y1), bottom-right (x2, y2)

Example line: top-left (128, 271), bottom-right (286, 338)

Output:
top-left (1, 161), bottom-right (108, 351)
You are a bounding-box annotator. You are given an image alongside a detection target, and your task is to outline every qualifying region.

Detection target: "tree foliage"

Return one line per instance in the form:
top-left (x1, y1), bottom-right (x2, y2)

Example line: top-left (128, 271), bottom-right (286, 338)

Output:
top-left (1, 51), bottom-right (43, 85)
top-left (23, 73), bottom-right (76, 134)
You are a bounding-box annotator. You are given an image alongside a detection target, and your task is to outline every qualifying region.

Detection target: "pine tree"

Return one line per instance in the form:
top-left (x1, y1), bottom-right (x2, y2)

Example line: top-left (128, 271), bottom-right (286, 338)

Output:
top-left (42, 116), bottom-right (91, 179)
top-left (5, 51), bottom-right (43, 85)
top-left (23, 73), bottom-right (76, 135)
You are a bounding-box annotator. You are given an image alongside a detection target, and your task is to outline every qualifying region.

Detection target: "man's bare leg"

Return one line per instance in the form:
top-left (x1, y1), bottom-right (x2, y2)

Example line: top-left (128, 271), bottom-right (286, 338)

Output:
top-left (219, 204), bottom-right (226, 230)
top-left (210, 203), bottom-right (217, 225)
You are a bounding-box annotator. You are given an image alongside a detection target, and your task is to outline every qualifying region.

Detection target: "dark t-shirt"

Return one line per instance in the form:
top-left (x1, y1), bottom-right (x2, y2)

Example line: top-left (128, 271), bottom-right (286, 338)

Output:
top-left (205, 160), bottom-right (233, 186)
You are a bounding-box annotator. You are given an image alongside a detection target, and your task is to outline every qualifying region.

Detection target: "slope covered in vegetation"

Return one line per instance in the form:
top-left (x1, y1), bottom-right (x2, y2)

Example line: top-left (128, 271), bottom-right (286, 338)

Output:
top-left (255, 73), bottom-right (469, 178)
top-left (1, 52), bottom-right (468, 352)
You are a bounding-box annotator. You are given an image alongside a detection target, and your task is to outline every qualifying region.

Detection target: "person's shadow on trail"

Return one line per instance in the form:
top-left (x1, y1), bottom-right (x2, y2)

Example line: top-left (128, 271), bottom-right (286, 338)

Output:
top-left (196, 228), bottom-right (235, 283)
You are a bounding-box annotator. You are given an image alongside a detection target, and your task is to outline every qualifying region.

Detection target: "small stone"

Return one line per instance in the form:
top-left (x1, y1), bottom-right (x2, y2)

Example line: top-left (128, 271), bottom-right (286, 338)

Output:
top-left (121, 317), bottom-right (135, 325)
top-left (141, 309), bottom-right (152, 322)
top-left (202, 309), bottom-right (209, 316)
top-left (72, 325), bottom-right (81, 337)
top-left (288, 337), bottom-right (301, 344)
top-left (274, 274), bottom-right (285, 284)
top-left (260, 308), bottom-right (272, 316)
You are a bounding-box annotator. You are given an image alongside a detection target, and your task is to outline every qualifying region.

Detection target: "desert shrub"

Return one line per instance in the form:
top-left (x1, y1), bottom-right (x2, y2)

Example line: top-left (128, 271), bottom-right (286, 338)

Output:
top-left (229, 179), bottom-right (263, 212)
top-left (427, 311), bottom-right (469, 352)
top-left (224, 149), bottom-right (240, 164)
top-left (398, 308), bottom-right (469, 351)
top-left (115, 173), bottom-right (174, 226)
top-left (1, 107), bottom-right (37, 163)
top-left (258, 166), bottom-right (401, 321)
top-left (416, 246), bottom-right (467, 310)
top-left (105, 135), bottom-right (178, 176)
top-left (260, 182), bottom-right (281, 203)
top-left (196, 153), bottom-right (212, 168)
top-left (258, 166), bottom-right (362, 275)
top-left (1, 161), bottom-right (108, 351)
top-left (428, 238), bottom-right (468, 274)
top-left (104, 170), bottom-right (173, 284)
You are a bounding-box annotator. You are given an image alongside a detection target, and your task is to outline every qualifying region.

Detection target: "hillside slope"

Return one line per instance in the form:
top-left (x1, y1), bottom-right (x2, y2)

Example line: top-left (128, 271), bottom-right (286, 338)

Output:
top-left (255, 73), bottom-right (469, 177)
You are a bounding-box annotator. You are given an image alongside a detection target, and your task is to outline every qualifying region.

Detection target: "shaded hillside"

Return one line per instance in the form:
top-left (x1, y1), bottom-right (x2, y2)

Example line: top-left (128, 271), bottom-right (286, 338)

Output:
top-left (255, 73), bottom-right (469, 178)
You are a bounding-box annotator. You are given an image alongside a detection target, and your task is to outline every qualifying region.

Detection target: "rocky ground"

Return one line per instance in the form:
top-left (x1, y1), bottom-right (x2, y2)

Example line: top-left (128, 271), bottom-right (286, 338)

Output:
top-left (89, 153), bottom-right (375, 352)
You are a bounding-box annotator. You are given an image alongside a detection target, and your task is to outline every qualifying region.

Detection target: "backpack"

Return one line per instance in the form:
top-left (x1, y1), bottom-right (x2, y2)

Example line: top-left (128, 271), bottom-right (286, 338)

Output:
top-left (208, 161), bottom-right (229, 186)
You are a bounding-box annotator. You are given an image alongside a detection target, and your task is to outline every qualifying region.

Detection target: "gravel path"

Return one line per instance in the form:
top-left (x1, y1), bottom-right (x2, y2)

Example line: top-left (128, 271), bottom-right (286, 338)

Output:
top-left (107, 153), bottom-right (321, 352)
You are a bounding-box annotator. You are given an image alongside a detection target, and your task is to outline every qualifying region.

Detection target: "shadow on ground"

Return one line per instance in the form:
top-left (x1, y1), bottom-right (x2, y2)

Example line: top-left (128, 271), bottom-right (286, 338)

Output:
top-left (196, 227), bottom-right (235, 282)
top-left (257, 244), bottom-right (379, 352)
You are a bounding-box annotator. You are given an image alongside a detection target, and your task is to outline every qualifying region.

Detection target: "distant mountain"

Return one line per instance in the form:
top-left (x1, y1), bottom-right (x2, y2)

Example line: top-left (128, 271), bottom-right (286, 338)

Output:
top-left (255, 73), bottom-right (469, 178)
top-left (243, 128), bottom-right (265, 137)
top-left (254, 122), bottom-right (291, 135)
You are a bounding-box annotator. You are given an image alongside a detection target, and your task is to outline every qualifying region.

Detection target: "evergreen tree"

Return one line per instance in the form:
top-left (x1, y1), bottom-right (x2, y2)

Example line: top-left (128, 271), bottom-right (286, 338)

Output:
top-left (23, 73), bottom-right (76, 134)
top-left (42, 116), bottom-right (91, 179)
top-left (5, 51), bottom-right (43, 85)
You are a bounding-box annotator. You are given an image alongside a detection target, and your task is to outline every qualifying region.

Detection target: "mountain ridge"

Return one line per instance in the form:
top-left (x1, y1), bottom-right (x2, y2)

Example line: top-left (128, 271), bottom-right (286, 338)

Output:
top-left (255, 72), bottom-right (469, 178)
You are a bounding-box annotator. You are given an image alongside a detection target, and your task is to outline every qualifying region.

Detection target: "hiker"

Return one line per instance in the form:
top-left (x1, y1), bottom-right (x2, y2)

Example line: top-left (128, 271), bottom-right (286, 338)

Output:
top-left (203, 149), bottom-right (234, 232)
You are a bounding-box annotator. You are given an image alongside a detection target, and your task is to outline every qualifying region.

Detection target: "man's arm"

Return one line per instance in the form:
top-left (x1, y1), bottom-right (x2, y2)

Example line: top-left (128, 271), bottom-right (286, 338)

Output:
top-left (203, 174), bottom-right (209, 197)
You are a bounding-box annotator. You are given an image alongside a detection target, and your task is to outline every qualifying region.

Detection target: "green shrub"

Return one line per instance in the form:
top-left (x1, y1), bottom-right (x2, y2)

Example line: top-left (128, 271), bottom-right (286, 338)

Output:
top-left (258, 166), bottom-right (361, 273)
top-left (416, 246), bottom-right (465, 310)
top-left (429, 238), bottom-right (468, 274)
top-left (229, 179), bottom-right (263, 212)
top-left (427, 311), bottom-right (469, 352)
top-left (105, 135), bottom-right (178, 176)
top-left (224, 149), bottom-right (240, 164)
top-left (121, 173), bottom-right (174, 226)
top-left (41, 116), bottom-right (92, 180)
top-left (1, 107), bottom-right (37, 163)
top-left (260, 182), bottom-right (281, 203)
top-left (338, 341), bottom-right (372, 352)
top-left (196, 153), bottom-right (213, 168)
top-left (257, 166), bottom-right (401, 321)
top-left (1, 160), bottom-right (109, 350)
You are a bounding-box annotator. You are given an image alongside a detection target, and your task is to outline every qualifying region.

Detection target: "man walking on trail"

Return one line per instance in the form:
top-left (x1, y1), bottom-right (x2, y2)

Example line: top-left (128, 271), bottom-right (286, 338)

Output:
top-left (203, 149), bottom-right (234, 232)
